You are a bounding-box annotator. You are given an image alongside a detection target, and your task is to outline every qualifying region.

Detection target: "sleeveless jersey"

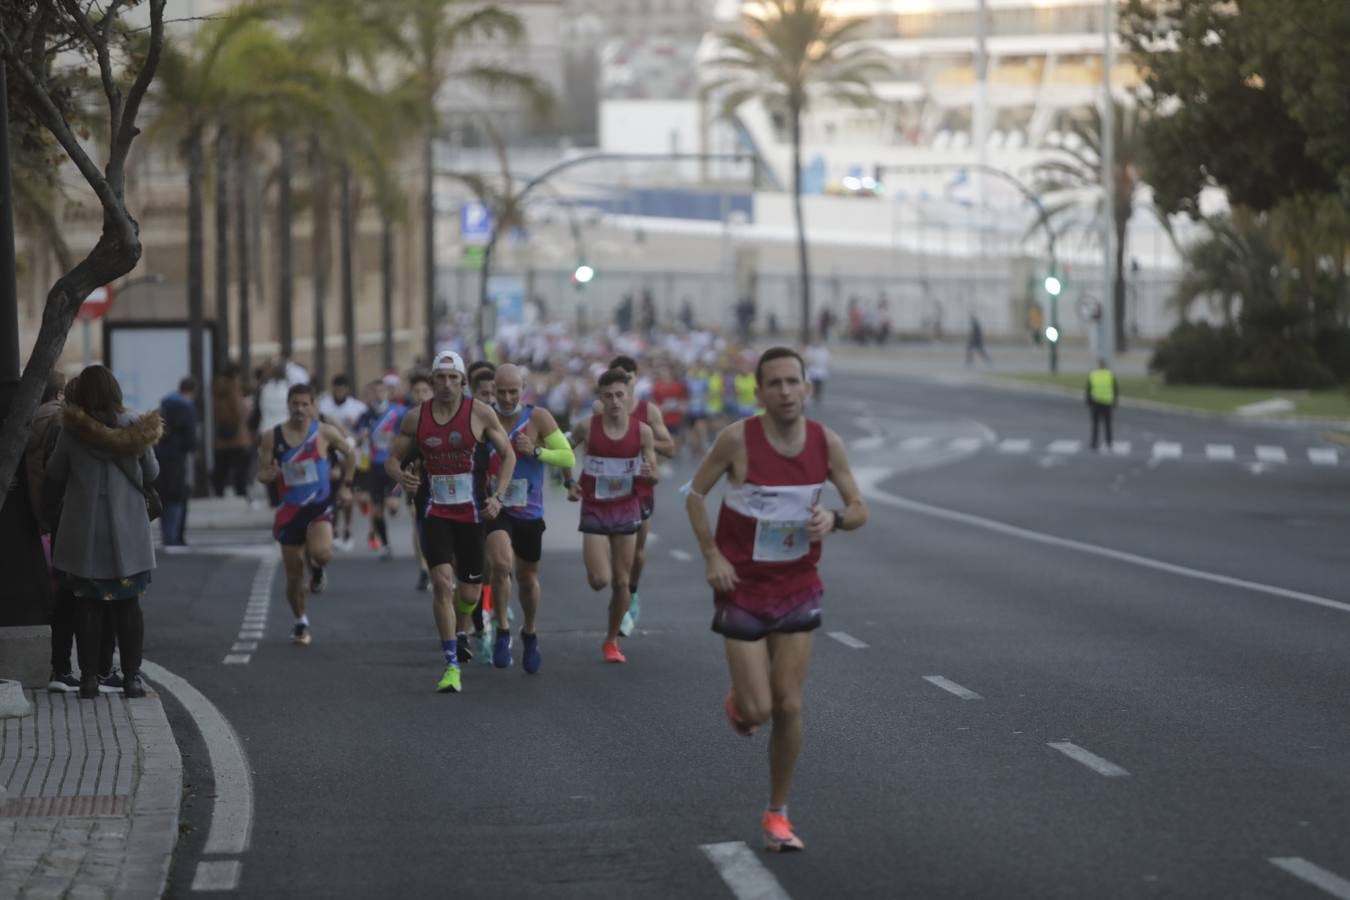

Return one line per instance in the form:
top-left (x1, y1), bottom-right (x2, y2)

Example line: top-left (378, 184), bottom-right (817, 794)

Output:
top-left (274, 421), bottom-right (331, 507)
top-left (713, 416), bottom-right (829, 616)
top-left (418, 398), bottom-right (481, 523)
top-left (363, 404), bottom-right (405, 466)
top-left (631, 402), bottom-right (656, 505)
top-left (580, 414), bottom-right (643, 524)
top-left (488, 405), bottom-right (544, 521)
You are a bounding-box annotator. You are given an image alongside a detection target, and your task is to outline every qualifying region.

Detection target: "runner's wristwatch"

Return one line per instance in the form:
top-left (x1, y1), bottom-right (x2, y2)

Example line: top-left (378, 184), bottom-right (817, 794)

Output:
top-left (832, 510), bottom-right (844, 532)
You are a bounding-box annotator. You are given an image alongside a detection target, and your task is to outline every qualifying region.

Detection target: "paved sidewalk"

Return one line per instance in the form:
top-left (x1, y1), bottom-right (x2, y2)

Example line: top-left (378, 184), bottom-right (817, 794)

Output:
top-left (0, 691), bottom-right (181, 899)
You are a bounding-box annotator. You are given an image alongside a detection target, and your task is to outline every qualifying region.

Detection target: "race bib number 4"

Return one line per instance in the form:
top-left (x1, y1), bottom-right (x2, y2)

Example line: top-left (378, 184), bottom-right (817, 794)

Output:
top-left (595, 475), bottom-right (633, 500)
top-left (429, 473), bottom-right (473, 505)
top-left (501, 477), bottom-right (530, 508)
top-left (281, 459), bottom-right (318, 487)
top-left (752, 519), bottom-right (809, 562)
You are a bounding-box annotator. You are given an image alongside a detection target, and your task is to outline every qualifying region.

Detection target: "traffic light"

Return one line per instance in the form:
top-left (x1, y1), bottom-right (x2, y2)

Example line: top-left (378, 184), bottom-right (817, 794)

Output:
top-left (1044, 325), bottom-right (1060, 343)
top-left (1044, 275), bottom-right (1062, 297)
top-left (572, 264), bottom-right (594, 285)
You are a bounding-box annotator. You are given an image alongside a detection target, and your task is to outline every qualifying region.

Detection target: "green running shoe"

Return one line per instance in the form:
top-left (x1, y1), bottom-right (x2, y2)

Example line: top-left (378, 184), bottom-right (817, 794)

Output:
top-left (436, 664), bottom-right (462, 693)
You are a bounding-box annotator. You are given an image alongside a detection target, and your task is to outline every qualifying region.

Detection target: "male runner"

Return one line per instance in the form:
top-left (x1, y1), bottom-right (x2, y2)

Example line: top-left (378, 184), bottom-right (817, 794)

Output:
top-left (258, 384), bottom-right (356, 646)
top-left (684, 347), bottom-right (867, 852)
top-left (406, 373), bottom-right (435, 590)
top-left (467, 363), bottom-right (497, 660)
top-left (601, 355), bottom-right (675, 636)
top-left (569, 368), bottom-right (657, 663)
top-left (484, 363), bottom-right (574, 672)
top-left (319, 374), bottom-right (367, 550)
top-left (387, 351), bottom-right (515, 693)
top-left (354, 380), bottom-right (405, 559)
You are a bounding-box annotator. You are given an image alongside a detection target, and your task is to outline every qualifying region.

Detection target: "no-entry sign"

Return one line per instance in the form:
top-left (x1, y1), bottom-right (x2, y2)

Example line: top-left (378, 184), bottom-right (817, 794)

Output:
top-left (77, 284), bottom-right (115, 321)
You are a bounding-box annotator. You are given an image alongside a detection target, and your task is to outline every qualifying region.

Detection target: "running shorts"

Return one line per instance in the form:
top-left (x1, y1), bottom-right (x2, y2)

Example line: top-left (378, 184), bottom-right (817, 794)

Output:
top-left (485, 513), bottom-right (546, 564)
top-left (422, 516), bottom-right (486, 583)
top-left (638, 493), bottom-right (655, 521)
top-left (274, 501), bottom-right (334, 546)
top-left (359, 467), bottom-right (398, 505)
top-left (579, 502), bottom-right (642, 536)
top-left (711, 587), bottom-right (823, 642)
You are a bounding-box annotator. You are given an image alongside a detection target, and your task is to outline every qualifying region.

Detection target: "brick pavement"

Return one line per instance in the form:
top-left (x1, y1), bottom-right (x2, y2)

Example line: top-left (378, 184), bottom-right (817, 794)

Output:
top-left (0, 691), bottom-right (181, 900)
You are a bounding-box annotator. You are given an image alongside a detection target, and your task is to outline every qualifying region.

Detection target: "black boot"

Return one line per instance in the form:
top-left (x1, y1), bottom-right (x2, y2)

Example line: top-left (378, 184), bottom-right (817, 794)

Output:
top-left (122, 673), bottom-right (146, 699)
top-left (78, 674), bottom-right (100, 699)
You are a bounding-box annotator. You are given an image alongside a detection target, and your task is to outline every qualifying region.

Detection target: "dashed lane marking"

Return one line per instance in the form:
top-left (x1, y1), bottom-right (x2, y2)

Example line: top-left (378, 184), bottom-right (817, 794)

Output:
top-left (826, 631), bottom-right (869, 649)
top-left (223, 654), bottom-right (250, 665)
top-left (670, 549), bottom-right (694, 561)
top-left (1047, 439), bottom-right (1081, 455)
top-left (998, 438), bottom-right (1031, 454)
top-left (1270, 857), bottom-right (1350, 899)
top-left (1111, 441), bottom-right (1132, 456)
top-left (1047, 741), bottom-right (1130, 778)
top-left (191, 859), bottom-right (242, 892)
top-left (1205, 444), bottom-right (1236, 461)
top-left (1256, 445), bottom-right (1288, 464)
top-left (1152, 441), bottom-right (1183, 459)
top-left (949, 436), bottom-right (983, 452)
top-left (923, 676), bottom-right (984, 701)
top-left (700, 841), bottom-right (793, 900)
top-left (231, 642), bottom-right (257, 653)
top-left (900, 436), bottom-right (935, 451)
top-left (1309, 448), bottom-right (1339, 465)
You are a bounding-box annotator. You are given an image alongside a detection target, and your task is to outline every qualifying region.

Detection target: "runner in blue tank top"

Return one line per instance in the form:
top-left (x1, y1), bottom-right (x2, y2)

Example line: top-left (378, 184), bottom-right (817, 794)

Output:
top-left (483, 364), bottom-right (575, 673)
top-left (257, 384), bottom-right (355, 646)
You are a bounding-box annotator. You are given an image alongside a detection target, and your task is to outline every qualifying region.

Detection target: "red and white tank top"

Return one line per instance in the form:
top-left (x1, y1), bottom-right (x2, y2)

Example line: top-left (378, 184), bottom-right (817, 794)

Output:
top-left (580, 414), bottom-right (642, 506)
top-left (714, 416), bottom-right (829, 602)
top-left (418, 398), bottom-right (480, 523)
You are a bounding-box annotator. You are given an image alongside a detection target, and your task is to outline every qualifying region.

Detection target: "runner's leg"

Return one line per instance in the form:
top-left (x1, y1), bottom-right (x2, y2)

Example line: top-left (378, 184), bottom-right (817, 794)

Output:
top-left (631, 518), bottom-right (649, 592)
top-left (431, 564), bottom-right (456, 641)
top-left (765, 631), bottom-right (814, 808)
top-left (305, 519), bottom-right (334, 570)
top-left (515, 558), bottom-right (541, 634)
top-left (486, 529), bottom-right (514, 631)
top-left (605, 533), bottom-right (635, 642)
top-left (723, 636), bottom-right (773, 727)
top-left (281, 544), bottom-right (306, 619)
top-left (583, 533), bottom-right (611, 592)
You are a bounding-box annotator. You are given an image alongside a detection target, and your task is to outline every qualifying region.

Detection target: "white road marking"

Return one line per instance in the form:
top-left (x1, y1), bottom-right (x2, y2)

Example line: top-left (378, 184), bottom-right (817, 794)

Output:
top-left (1205, 444), bottom-right (1235, 461)
top-left (851, 470), bottom-right (1350, 616)
top-left (141, 661), bottom-right (254, 857)
top-left (191, 860), bottom-right (242, 892)
top-left (1309, 448), bottom-right (1339, 465)
top-left (223, 654), bottom-right (251, 665)
top-left (1256, 445), bottom-right (1288, 463)
top-left (1270, 858), bottom-right (1350, 899)
top-left (923, 676), bottom-right (983, 701)
top-left (1047, 741), bottom-right (1130, 777)
top-left (1152, 441), bottom-right (1182, 459)
top-left (670, 549), bottom-right (694, 561)
top-left (949, 436), bottom-right (983, 452)
top-left (231, 642), bottom-right (257, 653)
top-left (826, 631), bottom-right (868, 649)
top-left (850, 435), bottom-right (885, 452)
top-left (1047, 440), bottom-right (1081, 455)
top-left (700, 841), bottom-right (793, 900)
top-left (238, 630), bottom-right (264, 640)
top-left (1111, 441), bottom-right (1132, 456)
top-left (900, 436), bottom-right (935, 451)
top-left (998, 438), bottom-right (1031, 454)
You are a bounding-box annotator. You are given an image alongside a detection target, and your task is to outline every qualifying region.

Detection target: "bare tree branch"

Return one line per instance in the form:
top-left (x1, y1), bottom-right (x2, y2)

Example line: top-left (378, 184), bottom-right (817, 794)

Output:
top-left (108, 0), bottom-right (166, 194)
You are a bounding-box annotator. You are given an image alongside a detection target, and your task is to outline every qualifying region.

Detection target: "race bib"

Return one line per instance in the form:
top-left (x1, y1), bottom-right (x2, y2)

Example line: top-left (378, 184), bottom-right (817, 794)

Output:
top-left (281, 459), bottom-right (318, 487)
top-left (500, 477), bottom-right (530, 508)
top-left (752, 519), bottom-right (810, 562)
top-left (355, 445), bottom-right (371, 472)
top-left (595, 475), bottom-right (633, 500)
top-left (429, 473), bottom-right (474, 505)
top-left (372, 428), bottom-right (392, 451)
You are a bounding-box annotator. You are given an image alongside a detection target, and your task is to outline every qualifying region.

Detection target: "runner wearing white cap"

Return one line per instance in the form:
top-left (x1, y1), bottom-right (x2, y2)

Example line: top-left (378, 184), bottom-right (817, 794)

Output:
top-left (386, 350), bottom-right (517, 693)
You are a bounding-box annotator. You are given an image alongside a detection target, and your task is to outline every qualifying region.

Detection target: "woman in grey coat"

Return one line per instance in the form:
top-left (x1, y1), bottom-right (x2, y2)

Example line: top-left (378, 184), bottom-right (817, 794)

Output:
top-left (45, 365), bottom-right (163, 699)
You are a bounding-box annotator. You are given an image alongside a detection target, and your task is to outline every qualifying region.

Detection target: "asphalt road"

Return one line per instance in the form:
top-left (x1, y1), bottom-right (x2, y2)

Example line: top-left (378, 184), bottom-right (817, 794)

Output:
top-left (146, 370), bottom-right (1350, 899)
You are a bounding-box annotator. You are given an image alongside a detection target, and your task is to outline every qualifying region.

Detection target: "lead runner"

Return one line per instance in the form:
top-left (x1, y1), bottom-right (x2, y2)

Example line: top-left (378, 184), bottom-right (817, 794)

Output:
top-left (684, 346), bottom-right (867, 852)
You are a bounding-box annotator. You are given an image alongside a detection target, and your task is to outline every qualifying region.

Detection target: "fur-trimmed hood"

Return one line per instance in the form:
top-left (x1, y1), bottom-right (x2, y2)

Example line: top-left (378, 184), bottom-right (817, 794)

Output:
top-left (62, 404), bottom-right (164, 459)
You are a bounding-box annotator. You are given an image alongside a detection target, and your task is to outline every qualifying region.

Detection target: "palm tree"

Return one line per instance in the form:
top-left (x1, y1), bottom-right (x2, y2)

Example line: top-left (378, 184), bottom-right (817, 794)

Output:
top-left (1030, 104), bottom-right (1157, 353)
top-left (398, 0), bottom-right (554, 359)
top-left (1169, 213), bottom-right (1281, 325)
top-left (704, 0), bottom-right (890, 344)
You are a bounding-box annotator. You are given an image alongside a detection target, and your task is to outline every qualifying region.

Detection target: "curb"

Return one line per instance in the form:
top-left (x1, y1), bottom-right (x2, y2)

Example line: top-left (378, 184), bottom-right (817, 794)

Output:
top-left (115, 691), bottom-right (182, 900)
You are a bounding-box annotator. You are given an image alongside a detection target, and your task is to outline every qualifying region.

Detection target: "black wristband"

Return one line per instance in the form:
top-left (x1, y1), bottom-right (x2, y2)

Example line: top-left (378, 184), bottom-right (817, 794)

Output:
top-left (832, 509), bottom-right (844, 532)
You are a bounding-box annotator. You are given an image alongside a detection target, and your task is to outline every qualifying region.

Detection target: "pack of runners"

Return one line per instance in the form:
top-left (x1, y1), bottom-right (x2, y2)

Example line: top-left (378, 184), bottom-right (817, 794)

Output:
top-left (259, 342), bottom-right (865, 854)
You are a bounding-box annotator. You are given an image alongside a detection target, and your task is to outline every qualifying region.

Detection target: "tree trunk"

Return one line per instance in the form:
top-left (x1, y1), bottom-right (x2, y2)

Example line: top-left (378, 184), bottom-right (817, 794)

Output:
top-left (382, 213), bottom-right (394, 372)
top-left (310, 136), bottom-right (330, 389)
top-left (277, 133), bottom-right (294, 360)
top-left (214, 128), bottom-right (230, 373)
top-left (339, 162), bottom-right (357, 384)
top-left (423, 133), bottom-right (436, 366)
top-left (791, 103), bottom-right (812, 345)
top-left (1114, 211), bottom-right (1129, 353)
top-left (185, 125), bottom-right (205, 411)
top-left (235, 143), bottom-right (252, 380)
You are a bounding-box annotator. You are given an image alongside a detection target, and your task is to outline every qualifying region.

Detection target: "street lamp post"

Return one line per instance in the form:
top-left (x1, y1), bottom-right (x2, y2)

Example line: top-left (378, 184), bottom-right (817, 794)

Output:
top-left (1100, 0), bottom-right (1117, 361)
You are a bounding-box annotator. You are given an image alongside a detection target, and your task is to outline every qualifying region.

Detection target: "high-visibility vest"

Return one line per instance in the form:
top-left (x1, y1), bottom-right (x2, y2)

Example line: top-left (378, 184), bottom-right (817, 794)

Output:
top-left (1088, 368), bottom-right (1116, 405)
top-left (707, 372), bottom-right (725, 413)
top-left (734, 373), bottom-right (758, 410)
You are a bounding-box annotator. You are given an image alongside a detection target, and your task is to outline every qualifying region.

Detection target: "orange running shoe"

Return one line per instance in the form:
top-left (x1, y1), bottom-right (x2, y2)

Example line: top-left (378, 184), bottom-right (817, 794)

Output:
top-left (762, 811), bottom-right (805, 852)
top-left (602, 641), bottom-right (626, 663)
top-left (724, 690), bottom-right (758, 738)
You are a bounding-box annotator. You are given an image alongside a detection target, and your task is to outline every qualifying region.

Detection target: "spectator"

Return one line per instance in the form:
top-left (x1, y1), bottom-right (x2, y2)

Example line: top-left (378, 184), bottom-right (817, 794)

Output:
top-left (157, 376), bottom-right (199, 548)
top-left (213, 363), bottom-right (252, 498)
top-left (805, 339), bottom-right (830, 405)
top-left (639, 289), bottom-right (657, 342)
top-left (966, 314), bottom-right (991, 367)
top-left (45, 365), bottom-right (160, 699)
top-left (877, 296), bottom-right (892, 344)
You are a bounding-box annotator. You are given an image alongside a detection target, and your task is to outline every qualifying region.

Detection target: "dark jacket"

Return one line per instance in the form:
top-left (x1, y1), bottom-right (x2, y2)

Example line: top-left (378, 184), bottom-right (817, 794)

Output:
top-left (23, 398), bottom-right (64, 516)
top-left (156, 391), bottom-right (198, 501)
top-left (46, 405), bottom-right (162, 579)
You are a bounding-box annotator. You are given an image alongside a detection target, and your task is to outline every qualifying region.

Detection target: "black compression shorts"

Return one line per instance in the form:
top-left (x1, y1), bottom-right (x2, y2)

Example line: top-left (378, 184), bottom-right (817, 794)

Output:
top-left (422, 516), bottom-right (486, 583)
top-left (484, 514), bottom-right (546, 564)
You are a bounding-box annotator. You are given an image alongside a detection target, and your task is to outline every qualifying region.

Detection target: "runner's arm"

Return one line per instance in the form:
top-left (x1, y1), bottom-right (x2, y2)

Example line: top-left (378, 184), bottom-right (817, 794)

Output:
top-left (531, 408), bottom-right (575, 469)
top-left (476, 402), bottom-right (515, 517)
top-left (387, 409), bottom-right (420, 488)
top-left (821, 427), bottom-right (867, 535)
top-left (685, 425), bottom-right (738, 591)
top-left (256, 430), bottom-right (278, 483)
top-left (320, 423), bottom-right (357, 486)
top-left (638, 422), bottom-right (658, 483)
top-left (646, 400), bottom-right (676, 458)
